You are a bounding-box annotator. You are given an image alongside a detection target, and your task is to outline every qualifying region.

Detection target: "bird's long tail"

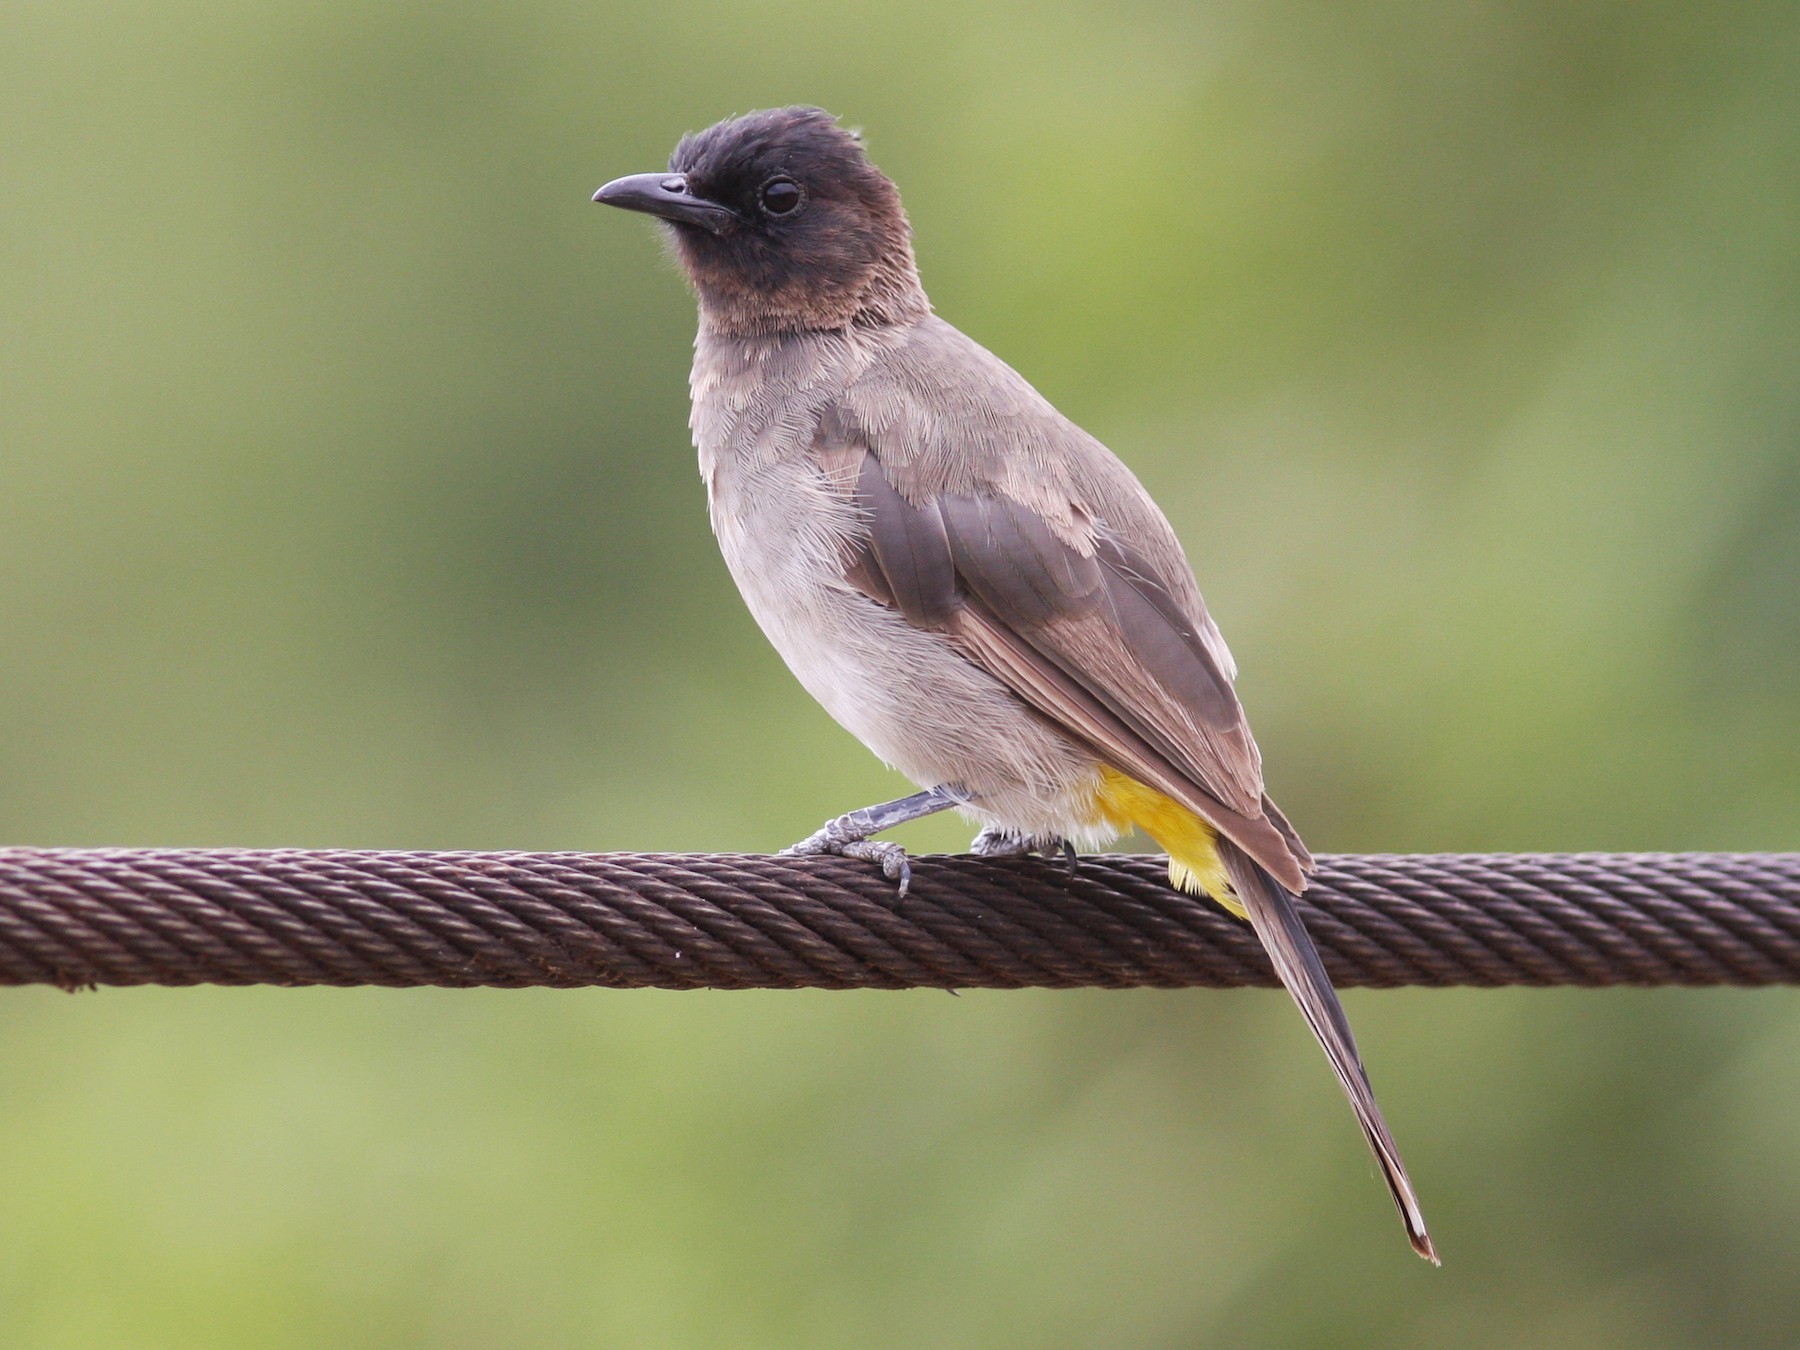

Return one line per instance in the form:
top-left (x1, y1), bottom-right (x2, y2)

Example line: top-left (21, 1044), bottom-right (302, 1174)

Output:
top-left (1095, 768), bottom-right (1438, 1264)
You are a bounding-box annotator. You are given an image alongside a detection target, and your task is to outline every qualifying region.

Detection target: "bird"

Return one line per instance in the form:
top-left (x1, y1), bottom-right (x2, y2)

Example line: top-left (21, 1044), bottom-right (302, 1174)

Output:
top-left (593, 105), bottom-right (1436, 1263)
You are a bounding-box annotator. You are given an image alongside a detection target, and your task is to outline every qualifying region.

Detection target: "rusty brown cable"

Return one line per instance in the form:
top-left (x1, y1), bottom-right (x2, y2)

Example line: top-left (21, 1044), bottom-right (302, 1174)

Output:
top-left (0, 849), bottom-right (1796, 991)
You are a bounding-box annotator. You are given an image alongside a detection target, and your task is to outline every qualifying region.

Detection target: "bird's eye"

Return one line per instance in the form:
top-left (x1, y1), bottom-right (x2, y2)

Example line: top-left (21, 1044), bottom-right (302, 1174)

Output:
top-left (759, 178), bottom-right (803, 216)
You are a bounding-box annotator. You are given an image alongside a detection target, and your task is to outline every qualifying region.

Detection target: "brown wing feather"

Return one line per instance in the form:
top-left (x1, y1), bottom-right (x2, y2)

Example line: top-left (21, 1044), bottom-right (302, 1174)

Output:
top-left (839, 424), bottom-right (1307, 891)
top-left (854, 455), bottom-right (957, 626)
top-left (950, 604), bottom-right (1308, 889)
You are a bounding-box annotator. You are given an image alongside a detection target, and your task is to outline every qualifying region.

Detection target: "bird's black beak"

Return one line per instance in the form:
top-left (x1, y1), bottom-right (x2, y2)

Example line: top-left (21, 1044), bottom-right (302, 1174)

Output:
top-left (592, 173), bottom-right (738, 235)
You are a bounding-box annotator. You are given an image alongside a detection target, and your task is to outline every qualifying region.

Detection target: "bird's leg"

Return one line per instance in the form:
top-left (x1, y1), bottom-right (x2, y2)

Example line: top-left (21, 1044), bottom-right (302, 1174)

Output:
top-left (970, 828), bottom-right (1081, 878)
top-left (780, 785), bottom-right (969, 899)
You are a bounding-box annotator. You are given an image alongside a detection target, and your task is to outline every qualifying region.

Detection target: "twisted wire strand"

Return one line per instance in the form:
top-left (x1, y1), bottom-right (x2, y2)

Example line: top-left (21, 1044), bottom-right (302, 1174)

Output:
top-left (0, 849), bottom-right (1796, 991)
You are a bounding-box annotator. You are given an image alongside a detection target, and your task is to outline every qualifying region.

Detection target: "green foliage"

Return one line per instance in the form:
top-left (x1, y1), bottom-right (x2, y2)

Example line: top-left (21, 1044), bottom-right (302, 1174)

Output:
top-left (2, 1), bottom-right (1797, 1343)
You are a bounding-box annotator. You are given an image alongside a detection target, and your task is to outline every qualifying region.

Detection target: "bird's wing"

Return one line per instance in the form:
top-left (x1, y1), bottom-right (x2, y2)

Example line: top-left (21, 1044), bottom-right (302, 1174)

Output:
top-left (821, 332), bottom-right (1430, 1259)
top-left (819, 403), bottom-right (1308, 890)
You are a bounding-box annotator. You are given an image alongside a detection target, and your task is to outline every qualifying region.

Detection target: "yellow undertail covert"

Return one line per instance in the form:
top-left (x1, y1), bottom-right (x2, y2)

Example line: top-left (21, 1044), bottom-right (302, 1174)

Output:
top-left (1091, 766), bottom-right (1243, 917)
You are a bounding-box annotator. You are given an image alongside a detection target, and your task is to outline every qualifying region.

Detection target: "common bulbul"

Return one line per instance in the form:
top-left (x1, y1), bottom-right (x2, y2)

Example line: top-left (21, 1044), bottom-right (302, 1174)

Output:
top-left (594, 106), bottom-right (1435, 1262)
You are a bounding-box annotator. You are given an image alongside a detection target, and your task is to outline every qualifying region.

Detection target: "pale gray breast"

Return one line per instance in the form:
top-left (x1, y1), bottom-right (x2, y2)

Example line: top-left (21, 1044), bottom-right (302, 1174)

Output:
top-left (688, 324), bottom-right (1103, 825)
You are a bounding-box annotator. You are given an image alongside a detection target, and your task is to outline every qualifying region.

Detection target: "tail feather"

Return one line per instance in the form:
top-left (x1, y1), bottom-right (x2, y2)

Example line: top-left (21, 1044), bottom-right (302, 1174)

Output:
top-left (1218, 838), bottom-right (1438, 1264)
top-left (1093, 766), bottom-right (1435, 1261)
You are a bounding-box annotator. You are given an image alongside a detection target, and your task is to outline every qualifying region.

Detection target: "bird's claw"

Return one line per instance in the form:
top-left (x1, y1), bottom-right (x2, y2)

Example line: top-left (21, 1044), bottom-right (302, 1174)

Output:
top-left (781, 813), bottom-right (914, 900)
top-left (838, 839), bottom-right (912, 898)
top-left (970, 828), bottom-right (1081, 878)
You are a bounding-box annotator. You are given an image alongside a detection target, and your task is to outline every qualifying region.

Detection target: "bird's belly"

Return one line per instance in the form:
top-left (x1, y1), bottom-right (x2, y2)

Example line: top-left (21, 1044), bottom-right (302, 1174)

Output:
top-left (707, 457), bottom-right (1105, 841)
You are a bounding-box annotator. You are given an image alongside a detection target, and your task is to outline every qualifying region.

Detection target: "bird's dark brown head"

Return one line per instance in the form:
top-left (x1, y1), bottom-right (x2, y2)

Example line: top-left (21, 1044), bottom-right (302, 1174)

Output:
top-left (594, 107), bottom-right (928, 337)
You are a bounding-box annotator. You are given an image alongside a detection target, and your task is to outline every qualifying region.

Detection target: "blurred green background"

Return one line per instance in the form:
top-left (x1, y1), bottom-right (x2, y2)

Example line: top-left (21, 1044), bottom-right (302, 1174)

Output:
top-left (3, 0), bottom-right (1798, 1344)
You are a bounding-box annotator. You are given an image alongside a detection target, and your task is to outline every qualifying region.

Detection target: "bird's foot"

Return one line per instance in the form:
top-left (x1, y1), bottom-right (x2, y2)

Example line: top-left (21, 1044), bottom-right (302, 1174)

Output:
top-left (969, 828), bottom-right (1080, 877)
top-left (778, 786), bottom-right (970, 901)
top-left (781, 815), bottom-right (915, 897)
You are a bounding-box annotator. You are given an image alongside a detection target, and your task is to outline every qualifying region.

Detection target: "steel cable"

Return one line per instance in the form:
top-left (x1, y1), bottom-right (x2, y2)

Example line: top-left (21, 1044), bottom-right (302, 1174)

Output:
top-left (2, 849), bottom-right (1797, 991)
